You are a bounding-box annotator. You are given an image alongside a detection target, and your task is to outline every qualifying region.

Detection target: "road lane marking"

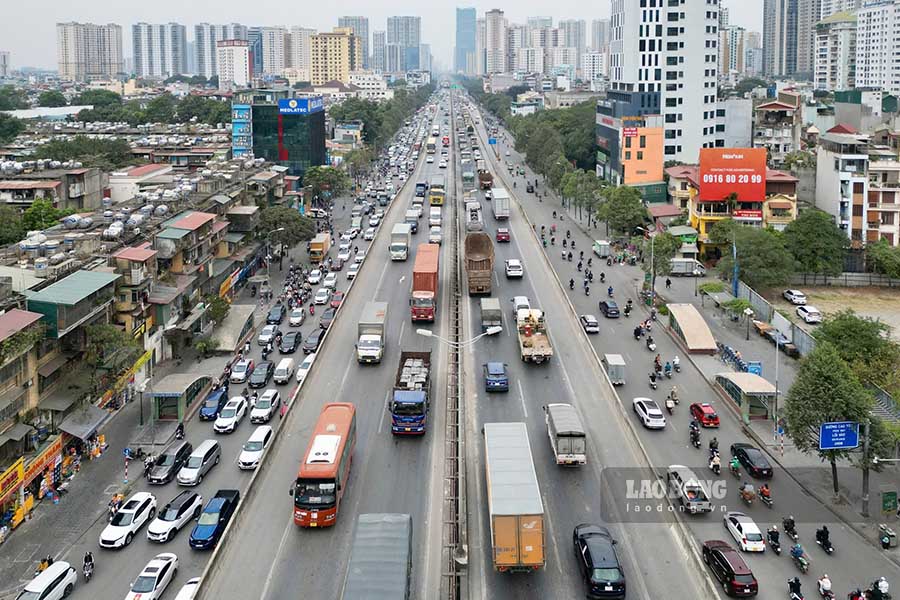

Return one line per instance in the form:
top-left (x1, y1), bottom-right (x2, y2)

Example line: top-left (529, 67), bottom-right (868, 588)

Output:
top-left (541, 494), bottom-right (564, 575)
top-left (378, 390), bottom-right (391, 434)
top-left (258, 515), bottom-right (295, 600)
top-left (399, 319), bottom-right (406, 346)
top-left (517, 380), bottom-right (528, 418)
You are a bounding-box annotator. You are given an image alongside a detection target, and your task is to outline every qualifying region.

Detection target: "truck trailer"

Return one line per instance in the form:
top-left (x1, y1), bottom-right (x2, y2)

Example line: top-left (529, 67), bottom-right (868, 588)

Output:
top-left (410, 244), bottom-right (439, 322)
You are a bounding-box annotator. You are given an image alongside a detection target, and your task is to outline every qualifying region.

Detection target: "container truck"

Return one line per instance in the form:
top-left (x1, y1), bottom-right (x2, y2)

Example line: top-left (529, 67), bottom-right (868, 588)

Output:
top-left (309, 233), bottom-right (332, 263)
top-left (483, 422), bottom-right (545, 572)
top-left (464, 232), bottom-right (494, 295)
top-left (390, 351), bottom-right (431, 435)
top-left (516, 309), bottom-right (553, 364)
top-left (390, 224), bottom-right (411, 261)
top-left (356, 302), bottom-right (387, 364)
top-left (341, 513), bottom-right (413, 600)
top-left (410, 244), bottom-right (439, 322)
top-left (669, 258), bottom-right (706, 276)
top-left (491, 187), bottom-right (510, 220)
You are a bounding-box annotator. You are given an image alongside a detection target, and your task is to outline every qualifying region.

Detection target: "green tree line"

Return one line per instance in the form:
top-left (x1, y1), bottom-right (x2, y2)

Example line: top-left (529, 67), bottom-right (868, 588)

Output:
top-left (74, 90), bottom-right (230, 126)
top-left (328, 83), bottom-right (435, 149)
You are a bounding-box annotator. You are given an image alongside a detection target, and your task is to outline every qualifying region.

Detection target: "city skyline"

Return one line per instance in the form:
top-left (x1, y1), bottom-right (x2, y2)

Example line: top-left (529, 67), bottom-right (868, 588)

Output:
top-left (1, 0), bottom-right (763, 71)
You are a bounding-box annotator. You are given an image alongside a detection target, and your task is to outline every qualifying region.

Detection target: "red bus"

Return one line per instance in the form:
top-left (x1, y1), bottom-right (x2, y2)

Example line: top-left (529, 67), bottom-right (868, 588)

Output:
top-left (291, 402), bottom-right (357, 527)
top-left (442, 135), bottom-right (450, 146)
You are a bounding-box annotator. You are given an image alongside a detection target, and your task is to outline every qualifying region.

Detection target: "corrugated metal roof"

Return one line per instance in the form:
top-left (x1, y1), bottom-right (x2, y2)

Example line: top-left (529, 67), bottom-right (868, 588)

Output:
top-left (224, 232), bottom-right (245, 243)
top-left (484, 422), bottom-right (544, 516)
top-left (157, 227), bottom-right (190, 240)
top-left (25, 270), bottom-right (120, 306)
top-left (0, 309), bottom-right (43, 343)
top-left (0, 180), bottom-right (62, 190)
top-left (171, 211), bottom-right (215, 231)
top-left (112, 245), bottom-right (157, 262)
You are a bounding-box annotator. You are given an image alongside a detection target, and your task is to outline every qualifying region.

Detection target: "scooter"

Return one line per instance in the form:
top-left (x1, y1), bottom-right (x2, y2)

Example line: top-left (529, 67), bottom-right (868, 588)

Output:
top-left (646, 338), bottom-right (657, 352)
top-left (760, 492), bottom-right (774, 509)
top-left (665, 396), bottom-right (675, 415)
top-left (143, 455), bottom-right (155, 478)
top-left (768, 533), bottom-right (782, 555)
top-left (815, 534), bottom-right (834, 555)
top-left (739, 487), bottom-right (755, 506)
top-left (690, 430), bottom-right (701, 449)
top-left (83, 562), bottom-right (93, 582)
top-left (783, 518), bottom-right (800, 542)
top-left (708, 456), bottom-right (721, 475)
top-left (648, 374), bottom-right (658, 390)
top-left (792, 552), bottom-right (810, 574)
top-left (673, 362), bottom-right (681, 373)
top-left (729, 462), bottom-right (740, 478)
top-left (817, 579), bottom-right (835, 599)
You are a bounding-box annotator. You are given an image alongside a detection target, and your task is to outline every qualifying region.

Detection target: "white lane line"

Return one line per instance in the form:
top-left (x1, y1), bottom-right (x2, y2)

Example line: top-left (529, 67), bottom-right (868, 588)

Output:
top-left (399, 319), bottom-right (406, 346)
top-left (542, 494), bottom-right (564, 575)
top-left (258, 517), bottom-right (295, 600)
top-left (377, 390), bottom-right (391, 434)
top-left (517, 379), bottom-right (528, 418)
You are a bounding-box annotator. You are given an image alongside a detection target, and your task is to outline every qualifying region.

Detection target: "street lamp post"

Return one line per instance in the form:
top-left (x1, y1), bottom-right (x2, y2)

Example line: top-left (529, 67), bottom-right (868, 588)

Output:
top-left (265, 227), bottom-right (285, 284)
top-left (636, 227), bottom-right (655, 306)
top-left (416, 326), bottom-right (502, 348)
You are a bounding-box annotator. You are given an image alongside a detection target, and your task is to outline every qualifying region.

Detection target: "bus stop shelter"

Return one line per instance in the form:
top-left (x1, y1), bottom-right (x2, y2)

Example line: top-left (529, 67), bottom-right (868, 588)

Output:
top-left (667, 303), bottom-right (717, 354)
top-left (715, 372), bottom-right (777, 423)
top-left (148, 373), bottom-right (212, 422)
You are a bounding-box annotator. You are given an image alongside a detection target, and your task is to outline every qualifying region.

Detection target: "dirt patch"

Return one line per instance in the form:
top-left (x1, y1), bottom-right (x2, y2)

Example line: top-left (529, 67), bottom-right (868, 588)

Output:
top-left (771, 286), bottom-right (900, 339)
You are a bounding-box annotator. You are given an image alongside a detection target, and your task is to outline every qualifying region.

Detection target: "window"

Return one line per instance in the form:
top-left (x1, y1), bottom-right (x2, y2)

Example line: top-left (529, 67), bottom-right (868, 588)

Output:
top-left (625, 151), bottom-right (632, 160)
top-left (637, 151), bottom-right (644, 160)
top-left (640, 136), bottom-right (647, 148)
top-left (625, 137), bottom-right (632, 148)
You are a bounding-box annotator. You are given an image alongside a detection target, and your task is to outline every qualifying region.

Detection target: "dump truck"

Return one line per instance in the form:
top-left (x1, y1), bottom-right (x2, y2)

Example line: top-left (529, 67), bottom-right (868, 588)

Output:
top-left (309, 232), bottom-right (331, 263)
top-left (478, 164), bottom-right (493, 190)
top-left (390, 351), bottom-right (431, 435)
top-left (483, 422), bottom-right (545, 572)
top-left (356, 301), bottom-right (387, 364)
top-left (464, 232), bottom-right (494, 295)
top-left (491, 187), bottom-right (510, 220)
top-left (389, 223), bottom-right (411, 261)
top-left (341, 513), bottom-right (413, 600)
top-left (411, 244), bottom-right (439, 322)
top-left (516, 308), bottom-right (553, 364)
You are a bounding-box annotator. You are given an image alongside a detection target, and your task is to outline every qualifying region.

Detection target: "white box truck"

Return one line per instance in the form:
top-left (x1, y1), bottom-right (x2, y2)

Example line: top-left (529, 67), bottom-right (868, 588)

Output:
top-left (390, 224), bottom-right (412, 261)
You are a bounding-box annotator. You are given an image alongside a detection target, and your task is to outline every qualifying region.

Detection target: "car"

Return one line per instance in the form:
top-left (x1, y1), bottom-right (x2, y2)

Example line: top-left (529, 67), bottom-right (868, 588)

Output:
top-left (426, 155), bottom-right (434, 163)
top-left (174, 577), bottom-right (201, 600)
top-left (505, 259), bottom-right (524, 278)
top-left (296, 353), bottom-right (316, 385)
top-left (347, 262), bottom-right (361, 280)
top-left (18, 561), bottom-right (78, 600)
top-left (340, 232), bottom-right (353, 242)
top-left (483, 362), bottom-right (510, 392)
top-left (364, 227), bottom-right (376, 241)
top-left (723, 512), bottom-right (765, 552)
top-left (326, 291), bottom-right (344, 309)
top-left (701, 540), bottom-right (758, 597)
top-left (229, 359), bottom-right (253, 384)
top-left (147, 491), bottom-right (203, 543)
top-left (238, 425), bottom-right (274, 470)
top-left (632, 397), bottom-right (667, 429)
top-left (323, 272), bottom-right (338, 289)
top-left (250, 389), bottom-right (280, 423)
top-left (289, 307), bottom-right (306, 327)
top-left (496, 228), bottom-right (510, 242)
top-left (314, 288), bottom-right (331, 304)
top-left (347, 228), bottom-right (359, 239)
top-left (198, 388), bottom-right (229, 421)
top-left (337, 248), bottom-right (352, 263)
top-left (429, 226), bottom-right (443, 244)
top-left (125, 553), bottom-right (178, 600)
top-left (303, 328), bottom-right (324, 354)
top-left (146, 440), bottom-right (193, 485)
top-left (354, 250), bottom-right (366, 264)
top-left (689, 402), bottom-right (720, 428)
top-left (599, 300), bottom-right (620, 318)
top-left (257, 325), bottom-right (279, 346)
top-left (307, 269), bottom-right (322, 284)
top-left (782, 289), bottom-right (807, 305)
top-left (189, 490), bottom-right (240, 550)
top-left (279, 331), bottom-right (301, 354)
top-left (213, 397), bottom-right (248, 433)
top-left (573, 524), bottom-right (626, 599)
top-left (796, 305), bottom-right (822, 324)
top-left (319, 307), bottom-right (336, 329)
top-left (580, 314), bottom-right (600, 334)
top-left (266, 304), bottom-right (285, 324)
top-left (511, 295), bottom-right (531, 316)
top-left (526, 183), bottom-right (534, 193)
top-left (99, 492), bottom-right (157, 548)
top-left (730, 443), bottom-right (773, 478)
top-left (369, 215), bottom-right (379, 227)
top-left (248, 361), bottom-right (274, 389)
top-left (439, 160), bottom-right (448, 169)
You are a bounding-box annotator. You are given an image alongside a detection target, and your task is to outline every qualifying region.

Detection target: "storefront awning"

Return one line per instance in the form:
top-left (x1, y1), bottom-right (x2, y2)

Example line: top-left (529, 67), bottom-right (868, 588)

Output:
top-left (38, 393), bottom-right (79, 412)
top-left (0, 423), bottom-right (33, 445)
top-left (38, 355), bottom-right (70, 378)
top-left (58, 404), bottom-right (107, 440)
top-left (767, 201), bottom-right (793, 210)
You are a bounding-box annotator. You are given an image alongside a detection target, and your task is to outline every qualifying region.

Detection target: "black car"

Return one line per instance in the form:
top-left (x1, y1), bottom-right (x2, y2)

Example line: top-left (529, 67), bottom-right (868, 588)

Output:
top-left (280, 331), bottom-right (301, 354)
top-left (319, 307), bottom-right (336, 330)
top-left (147, 440), bottom-right (192, 485)
top-left (303, 329), bottom-right (324, 354)
top-left (701, 540), bottom-right (758, 597)
top-left (248, 361), bottom-right (274, 388)
top-left (526, 183), bottom-right (534, 193)
top-left (266, 304), bottom-right (286, 325)
top-left (730, 443), bottom-right (773, 479)
top-left (573, 524), bottom-right (626, 599)
top-left (599, 300), bottom-right (620, 318)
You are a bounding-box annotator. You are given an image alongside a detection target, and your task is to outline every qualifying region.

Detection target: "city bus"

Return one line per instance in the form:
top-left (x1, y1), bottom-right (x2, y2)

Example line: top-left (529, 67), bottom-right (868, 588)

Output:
top-left (291, 402), bottom-right (357, 527)
top-left (426, 137), bottom-right (437, 154)
top-left (429, 174), bottom-right (446, 206)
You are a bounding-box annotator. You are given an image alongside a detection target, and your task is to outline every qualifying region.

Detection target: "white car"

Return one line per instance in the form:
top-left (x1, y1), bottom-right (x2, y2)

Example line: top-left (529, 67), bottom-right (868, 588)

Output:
top-left (724, 512), bottom-right (766, 552)
top-left (125, 553), bottom-right (178, 600)
top-left (307, 269), bottom-right (322, 284)
top-left (173, 578), bottom-right (200, 600)
top-left (783, 289), bottom-right (807, 305)
top-left (346, 262), bottom-right (360, 280)
top-left (323, 272), bottom-right (338, 289)
top-left (314, 288), bottom-right (331, 304)
top-left (580, 314), bottom-right (600, 334)
top-left (399, 173), bottom-right (407, 181)
top-left (347, 228), bottom-right (359, 239)
top-left (289, 308), bottom-right (306, 327)
top-left (505, 259), bottom-right (524, 278)
top-left (213, 397), bottom-right (248, 433)
top-left (426, 155), bottom-right (434, 163)
top-left (238, 425), bottom-right (274, 470)
top-left (296, 352), bottom-right (317, 385)
top-left (257, 324), bottom-right (279, 346)
top-left (99, 492), bottom-right (157, 548)
top-left (632, 397), bottom-right (667, 429)
top-left (340, 232), bottom-right (353, 242)
top-left (354, 250), bottom-right (366, 264)
top-left (439, 160), bottom-right (448, 169)
top-left (250, 389), bottom-right (280, 423)
top-left (337, 248), bottom-right (352, 263)
top-left (796, 305), bottom-right (823, 324)
top-left (147, 491), bottom-right (203, 543)
top-left (229, 359), bottom-right (253, 384)
top-left (429, 226), bottom-right (442, 244)
top-left (369, 215), bottom-right (379, 227)
top-left (364, 227), bottom-right (376, 241)
top-left (511, 295), bottom-right (531, 316)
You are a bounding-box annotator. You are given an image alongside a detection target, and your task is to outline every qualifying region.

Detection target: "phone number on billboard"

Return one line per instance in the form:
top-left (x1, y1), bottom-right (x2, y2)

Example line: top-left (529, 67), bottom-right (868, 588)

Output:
top-left (702, 174), bottom-right (763, 184)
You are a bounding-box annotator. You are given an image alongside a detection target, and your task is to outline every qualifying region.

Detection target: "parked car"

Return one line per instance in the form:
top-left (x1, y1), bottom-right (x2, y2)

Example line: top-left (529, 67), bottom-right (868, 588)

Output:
top-left (483, 362), bottom-right (510, 392)
top-left (99, 492), bottom-right (157, 548)
top-left (723, 512), bottom-right (766, 552)
top-left (573, 524), bottom-right (626, 599)
top-left (796, 305), bottom-right (822, 324)
top-left (248, 361), bottom-right (274, 389)
top-left (701, 540), bottom-right (758, 597)
top-left (730, 443), bottom-right (773, 478)
top-left (580, 315), bottom-right (600, 334)
top-left (266, 304), bottom-right (285, 324)
top-left (125, 553), bottom-right (178, 600)
top-left (213, 397), bottom-right (248, 433)
top-left (689, 403), bottom-right (720, 428)
top-left (146, 491), bottom-right (203, 543)
top-left (632, 397), bottom-right (666, 429)
top-left (782, 289), bottom-right (807, 305)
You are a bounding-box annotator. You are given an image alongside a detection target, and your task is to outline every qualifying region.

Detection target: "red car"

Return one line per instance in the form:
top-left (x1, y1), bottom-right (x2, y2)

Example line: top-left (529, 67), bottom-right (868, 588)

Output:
top-left (330, 291), bottom-right (345, 309)
top-left (496, 228), bottom-right (510, 242)
top-left (689, 402), bottom-right (720, 428)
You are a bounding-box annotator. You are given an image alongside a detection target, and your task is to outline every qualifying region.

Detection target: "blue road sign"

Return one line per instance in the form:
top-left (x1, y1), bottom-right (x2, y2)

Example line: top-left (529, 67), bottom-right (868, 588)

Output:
top-left (488, 138), bottom-right (497, 145)
top-left (819, 421), bottom-right (860, 450)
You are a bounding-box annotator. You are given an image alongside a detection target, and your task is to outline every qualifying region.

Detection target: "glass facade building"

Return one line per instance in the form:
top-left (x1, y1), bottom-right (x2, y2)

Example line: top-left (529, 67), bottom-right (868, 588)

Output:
top-left (250, 105), bottom-right (326, 176)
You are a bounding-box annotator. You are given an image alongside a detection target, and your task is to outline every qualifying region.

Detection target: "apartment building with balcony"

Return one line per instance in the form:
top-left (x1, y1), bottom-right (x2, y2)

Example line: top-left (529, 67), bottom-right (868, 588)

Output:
top-left (5, 168), bottom-right (105, 211)
top-left (866, 149), bottom-right (900, 245)
top-left (0, 181), bottom-right (62, 208)
top-left (109, 243), bottom-right (158, 342)
top-left (752, 91), bottom-right (802, 166)
top-left (815, 130), bottom-right (870, 247)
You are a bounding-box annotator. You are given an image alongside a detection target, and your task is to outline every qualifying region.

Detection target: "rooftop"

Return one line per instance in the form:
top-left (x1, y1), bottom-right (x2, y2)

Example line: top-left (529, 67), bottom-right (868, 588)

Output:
top-left (112, 244), bottom-right (158, 262)
top-left (828, 123), bottom-right (858, 135)
top-left (226, 205), bottom-right (259, 215)
top-left (25, 270), bottom-right (120, 306)
top-left (648, 204), bottom-right (684, 218)
top-left (0, 309), bottom-right (44, 343)
top-left (0, 180), bottom-right (62, 190)
top-left (118, 164), bottom-right (171, 178)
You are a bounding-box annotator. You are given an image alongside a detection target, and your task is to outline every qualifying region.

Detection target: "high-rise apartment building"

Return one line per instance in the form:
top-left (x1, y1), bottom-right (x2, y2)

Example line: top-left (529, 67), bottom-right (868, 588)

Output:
top-left (527, 17), bottom-right (553, 30)
top-left (260, 27), bottom-right (287, 75)
top-left (476, 18), bottom-right (486, 75)
top-left (56, 22), bottom-right (123, 81)
top-left (591, 19), bottom-right (611, 51)
top-left (387, 16), bottom-right (421, 71)
top-left (558, 19), bottom-right (586, 69)
top-left (515, 47), bottom-right (544, 74)
top-left (0, 52), bottom-right (9, 78)
top-left (372, 30), bottom-right (386, 72)
top-left (814, 11), bottom-right (856, 91)
top-left (132, 23), bottom-right (188, 79)
top-left (419, 44), bottom-right (432, 72)
top-left (455, 7), bottom-right (477, 74)
top-left (288, 27), bottom-right (315, 73)
top-left (855, 0), bottom-right (900, 95)
top-left (195, 23), bottom-right (247, 79)
top-left (763, 0), bottom-right (799, 77)
top-left (338, 17), bottom-right (369, 68)
top-left (796, 0), bottom-right (860, 78)
top-left (385, 44), bottom-right (403, 73)
top-left (582, 52), bottom-right (608, 81)
top-left (216, 39), bottom-right (251, 89)
top-left (247, 28), bottom-right (264, 77)
top-left (485, 9), bottom-right (508, 74)
top-left (719, 26), bottom-right (747, 82)
top-left (610, 0), bottom-right (723, 161)
top-left (507, 25), bottom-right (528, 73)
top-left (310, 27), bottom-right (362, 85)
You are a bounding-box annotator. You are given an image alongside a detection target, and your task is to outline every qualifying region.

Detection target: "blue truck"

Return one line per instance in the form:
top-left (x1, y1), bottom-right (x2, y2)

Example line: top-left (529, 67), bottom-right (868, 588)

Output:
top-left (390, 351), bottom-right (431, 435)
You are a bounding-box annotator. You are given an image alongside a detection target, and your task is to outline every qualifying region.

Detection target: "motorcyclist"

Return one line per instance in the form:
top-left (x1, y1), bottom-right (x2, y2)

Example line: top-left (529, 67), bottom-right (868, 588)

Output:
top-left (818, 574), bottom-right (832, 596)
top-left (784, 515), bottom-right (797, 535)
top-left (871, 577), bottom-right (890, 600)
top-left (566, 229), bottom-right (571, 239)
top-left (709, 437), bottom-right (719, 453)
top-left (562, 238), bottom-right (567, 248)
top-left (669, 386), bottom-right (678, 404)
top-left (553, 210), bottom-right (557, 219)
top-left (760, 483), bottom-right (771, 500)
top-left (690, 428), bottom-right (700, 445)
top-left (816, 525), bottom-right (830, 547)
top-left (83, 551), bottom-right (94, 576)
top-left (607, 286), bottom-right (613, 297)
top-left (633, 326), bottom-right (642, 340)
top-left (689, 418), bottom-right (700, 433)
top-left (790, 543), bottom-right (805, 560)
top-left (175, 422), bottom-right (184, 440)
top-left (740, 481), bottom-right (755, 500)
top-left (789, 577), bottom-right (803, 598)
top-left (600, 272), bottom-right (605, 283)
top-left (767, 525), bottom-right (780, 546)
top-left (664, 361), bottom-right (672, 376)
top-left (569, 278), bottom-right (575, 290)
top-left (646, 335), bottom-right (655, 349)
top-left (729, 456), bottom-right (741, 474)
top-left (709, 452), bottom-right (721, 472)
top-left (673, 355), bottom-right (681, 370)
top-left (568, 251), bottom-right (573, 261)
top-left (649, 372), bottom-right (657, 385)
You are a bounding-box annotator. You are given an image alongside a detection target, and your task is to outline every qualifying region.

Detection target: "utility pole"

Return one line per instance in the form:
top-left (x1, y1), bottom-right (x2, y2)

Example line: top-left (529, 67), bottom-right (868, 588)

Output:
top-left (862, 419), bottom-right (871, 518)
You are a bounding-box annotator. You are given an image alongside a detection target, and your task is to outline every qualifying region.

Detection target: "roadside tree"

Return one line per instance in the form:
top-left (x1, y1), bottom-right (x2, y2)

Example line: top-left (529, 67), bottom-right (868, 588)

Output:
top-left (783, 209), bottom-right (847, 276)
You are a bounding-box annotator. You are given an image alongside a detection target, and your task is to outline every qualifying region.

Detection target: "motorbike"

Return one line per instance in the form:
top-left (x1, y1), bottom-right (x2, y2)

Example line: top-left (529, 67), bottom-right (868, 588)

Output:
top-left (646, 338), bottom-right (657, 352)
top-left (624, 306), bottom-right (631, 318)
top-left (569, 280), bottom-right (575, 290)
top-left (83, 562), bottom-right (93, 582)
top-left (768, 533), bottom-right (782, 555)
top-left (739, 487), bottom-right (755, 506)
top-left (561, 249), bottom-right (567, 260)
top-left (729, 462), bottom-right (740, 478)
top-left (123, 446), bottom-right (145, 460)
top-left (673, 361), bottom-right (681, 373)
top-left (792, 552), bottom-right (810, 574)
top-left (708, 456), bottom-right (721, 476)
top-left (760, 492), bottom-right (774, 508)
top-left (648, 373), bottom-right (658, 390)
top-left (175, 423), bottom-right (185, 440)
top-left (815, 532), bottom-right (834, 555)
top-left (250, 285), bottom-right (257, 298)
top-left (664, 366), bottom-right (673, 379)
top-left (143, 455), bottom-right (155, 478)
top-left (817, 579), bottom-right (835, 599)
top-left (690, 430), bottom-right (701, 449)
top-left (783, 519), bottom-right (800, 543)
top-left (665, 396), bottom-right (675, 415)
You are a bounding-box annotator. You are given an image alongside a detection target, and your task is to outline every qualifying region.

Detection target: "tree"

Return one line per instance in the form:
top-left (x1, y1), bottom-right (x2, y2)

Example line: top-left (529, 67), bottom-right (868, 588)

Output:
top-left (37, 90), bottom-right (67, 108)
top-left (783, 209), bottom-right (848, 276)
top-left (144, 94), bottom-right (178, 123)
top-left (204, 295), bottom-right (231, 325)
top-left (73, 89), bottom-right (122, 107)
top-left (0, 113), bottom-right (25, 144)
top-left (866, 239), bottom-right (900, 279)
top-left (642, 232), bottom-right (682, 287)
top-left (304, 166), bottom-right (350, 202)
top-left (782, 151), bottom-right (816, 171)
top-left (0, 86), bottom-right (28, 111)
top-left (32, 137), bottom-right (136, 171)
top-left (597, 186), bottom-right (646, 235)
top-left (85, 324), bottom-right (142, 393)
top-left (0, 206), bottom-right (24, 245)
top-left (22, 199), bottom-right (73, 231)
top-left (784, 342), bottom-right (874, 495)
top-left (259, 206), bottom-right (317, 249)
top-left (344, 148), bottom-right (374, 187)
top-left (710, 220), bottom-right (796, 289)
top-left (734, 77), bottom-right (769, 96)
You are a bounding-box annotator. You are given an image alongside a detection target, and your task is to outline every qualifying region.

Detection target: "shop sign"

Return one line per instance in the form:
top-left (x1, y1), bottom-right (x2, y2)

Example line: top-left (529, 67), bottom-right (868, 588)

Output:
top-left (132, 321), bottom-right (146, 339)
top-left (0, 457), bottom-right (24, 504)
top-left (733, 209), bottom-right (763, 219)
top-left (622, 127), bottom-right (639, 138)
top-left (23, 437), bottom-right (62, 486)
top-left (100, 350), bottom-right (153, 406)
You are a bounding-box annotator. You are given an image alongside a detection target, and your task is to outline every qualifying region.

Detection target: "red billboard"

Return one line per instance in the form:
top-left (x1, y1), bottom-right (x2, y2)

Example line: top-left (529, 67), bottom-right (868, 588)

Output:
top-left (698, 148), bottom-right (767, 201)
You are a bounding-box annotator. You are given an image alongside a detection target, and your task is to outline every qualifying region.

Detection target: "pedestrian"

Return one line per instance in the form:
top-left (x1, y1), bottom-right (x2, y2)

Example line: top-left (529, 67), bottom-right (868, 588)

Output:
top-left (666, 278), bottom-right (672, 289)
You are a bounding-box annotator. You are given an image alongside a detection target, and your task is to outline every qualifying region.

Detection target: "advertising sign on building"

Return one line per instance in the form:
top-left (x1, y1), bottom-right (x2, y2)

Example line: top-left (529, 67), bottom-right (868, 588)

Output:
top-left (277, 97), bottom-right (324, 115)
top-left (231, 104), bottom-right (252, 157)
top-left (622, 127), bottom-right (638, 138)
top-left (698, 148), bottom-right (767, 201)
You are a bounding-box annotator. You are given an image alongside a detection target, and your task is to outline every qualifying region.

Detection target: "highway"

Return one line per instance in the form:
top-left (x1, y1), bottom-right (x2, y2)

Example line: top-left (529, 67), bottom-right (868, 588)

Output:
top-left (472, 100), bottom-right (900, 599)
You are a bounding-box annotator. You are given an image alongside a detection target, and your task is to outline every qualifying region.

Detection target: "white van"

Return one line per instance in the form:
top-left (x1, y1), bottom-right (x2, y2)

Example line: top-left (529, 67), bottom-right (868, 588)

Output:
top-left (16, 561), bottom-right (77, 600)
top-left (273, 358), bottom-right (295, 385)
top-left (429, 207), bottom-right (442, 227)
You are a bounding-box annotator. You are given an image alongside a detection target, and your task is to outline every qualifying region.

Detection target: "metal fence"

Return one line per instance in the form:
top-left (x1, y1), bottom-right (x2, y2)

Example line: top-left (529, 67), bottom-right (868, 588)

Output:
top-left (736, 281), bottom-right (775, 322)
top-left (737, 280), bottom-right (817, 357)
top-left (791, 272), bottom-right (900, 288)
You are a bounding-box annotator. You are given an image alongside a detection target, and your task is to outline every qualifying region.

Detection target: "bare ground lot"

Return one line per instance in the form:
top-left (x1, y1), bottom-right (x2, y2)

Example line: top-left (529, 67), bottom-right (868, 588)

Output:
top-left (771, 286), bottom-right (900, 339)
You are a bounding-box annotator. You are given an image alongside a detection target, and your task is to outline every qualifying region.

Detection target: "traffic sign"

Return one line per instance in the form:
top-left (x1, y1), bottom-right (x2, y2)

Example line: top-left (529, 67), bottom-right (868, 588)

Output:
top-left (488, 138), bottom-right (497, 145)
top-left (819, 421), bottom-right (860, 450)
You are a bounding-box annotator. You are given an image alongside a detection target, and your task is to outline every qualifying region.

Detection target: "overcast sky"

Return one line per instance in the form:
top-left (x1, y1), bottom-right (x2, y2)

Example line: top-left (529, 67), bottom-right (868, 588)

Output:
top-left (1, 0), bottom-right (761, 71)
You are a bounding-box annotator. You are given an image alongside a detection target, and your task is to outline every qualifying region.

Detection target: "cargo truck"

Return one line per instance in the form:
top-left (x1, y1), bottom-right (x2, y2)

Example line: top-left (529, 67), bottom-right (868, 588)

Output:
top-left (465, 201), bottom-right (484, 232)
top-left (390, 351), bottom-right (431, 435)
top-left (309, 233), bottom-right (332, 263)
top-left (429, 175), bottom-right (446, 206)
top-left (669, 258), bottom-right (706, 277)
top-left (341, 513), bottom-right (413, 600)
top-left (516, 309), bottom-right (553, 364)
top-left (591, 240), bottom-right (611, 258)
top-left (464, 232), bottom-right (494, 295)
top-left (543, 404), bottom-right (586, 466)
top-left (461, 160), bottom-right (476, 191)
top-left (390, 224), bottom-right (411, 261)
top-left (491, 187), bottom-right (510, 220)
top-left (356, 301), bottom-right (387, 363)
top-left (415, 181), bottom-right (428, 197)
top-left (478, 163), bottom-right (493, 190)
top-left (404, 209), bottom-right (419, 234)
top-left (410, 244), bottom-right (439, 322)
top-left (483, 422), bottom-right (545, 572)
top-left (479, 297), bottom-right (502, 332)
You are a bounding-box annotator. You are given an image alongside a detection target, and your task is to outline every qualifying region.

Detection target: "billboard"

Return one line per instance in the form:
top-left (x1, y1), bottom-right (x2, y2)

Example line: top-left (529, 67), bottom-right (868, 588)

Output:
top-left (278, 97), bottom-right (324, 115)
top-left (698, 148), bottom-right (767, 201)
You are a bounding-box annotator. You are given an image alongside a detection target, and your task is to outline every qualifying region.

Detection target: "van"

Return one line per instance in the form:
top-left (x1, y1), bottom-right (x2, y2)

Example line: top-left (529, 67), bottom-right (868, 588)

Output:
top-left (429, 207), bottom-right (442, 227)
top-left (16, 561), bottom-right (77, 600)
top-left (273, 358), bottom-right (295, 385)
top-left (177, 439), bottom-right (221, 486)
top-left (147, 439), bottom-right (193, 485)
